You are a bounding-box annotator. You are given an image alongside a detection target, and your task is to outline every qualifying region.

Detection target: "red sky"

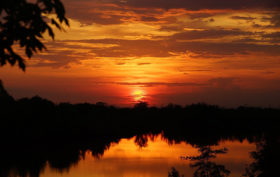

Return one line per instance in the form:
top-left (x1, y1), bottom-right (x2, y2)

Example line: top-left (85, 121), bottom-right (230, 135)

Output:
top-left (0, 0), bottom-right (280, 107)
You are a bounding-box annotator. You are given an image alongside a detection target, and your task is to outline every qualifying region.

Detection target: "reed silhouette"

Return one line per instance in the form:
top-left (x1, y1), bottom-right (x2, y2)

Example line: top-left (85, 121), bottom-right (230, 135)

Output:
top-left (168, 167), bottom-right (184, 177)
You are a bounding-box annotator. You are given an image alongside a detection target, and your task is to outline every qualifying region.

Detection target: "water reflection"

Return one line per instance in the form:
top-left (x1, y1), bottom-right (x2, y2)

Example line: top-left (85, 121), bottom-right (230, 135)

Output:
top-left (40, 137), bottom-right (254, 177)
top-left (1, 135), bottom-right (257, 177)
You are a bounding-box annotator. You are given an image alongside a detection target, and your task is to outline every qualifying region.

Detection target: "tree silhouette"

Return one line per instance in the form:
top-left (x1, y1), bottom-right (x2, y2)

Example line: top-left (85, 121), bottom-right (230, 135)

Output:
top-left (0, 80), bottom-right (14, 104)
top-left (243, 136), bottom-right (280, 177)
top-left (0, 0), bottom-right (68, 71)
top-left (184, 146), bottom-right (230, 177)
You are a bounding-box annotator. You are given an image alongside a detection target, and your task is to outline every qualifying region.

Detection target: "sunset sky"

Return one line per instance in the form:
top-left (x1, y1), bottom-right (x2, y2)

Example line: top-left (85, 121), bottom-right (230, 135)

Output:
top-left (0, 0), bottom-right (280, 107)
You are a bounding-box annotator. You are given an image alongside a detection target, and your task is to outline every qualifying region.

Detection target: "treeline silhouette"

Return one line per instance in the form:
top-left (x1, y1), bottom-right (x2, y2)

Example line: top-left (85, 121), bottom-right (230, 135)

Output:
top-left (0, 81), bottom-right (279, 177)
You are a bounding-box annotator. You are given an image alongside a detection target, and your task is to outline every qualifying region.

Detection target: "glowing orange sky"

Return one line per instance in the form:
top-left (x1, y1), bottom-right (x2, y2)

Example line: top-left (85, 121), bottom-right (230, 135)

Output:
top-left (0, 0), bottom-right (280, 107)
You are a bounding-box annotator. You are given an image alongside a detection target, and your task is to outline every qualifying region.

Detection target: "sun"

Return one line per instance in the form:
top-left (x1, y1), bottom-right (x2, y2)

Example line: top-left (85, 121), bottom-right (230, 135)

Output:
top-left (132, 90), bottom-right (145, 102)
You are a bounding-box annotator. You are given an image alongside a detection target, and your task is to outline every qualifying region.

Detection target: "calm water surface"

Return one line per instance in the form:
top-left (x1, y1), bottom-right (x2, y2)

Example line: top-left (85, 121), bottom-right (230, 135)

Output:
top-left (39, 135), bottom-right (255, 177)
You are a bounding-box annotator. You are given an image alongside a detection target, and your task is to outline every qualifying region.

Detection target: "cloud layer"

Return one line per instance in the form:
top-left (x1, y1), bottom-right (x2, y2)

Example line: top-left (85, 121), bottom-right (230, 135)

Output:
top-left (1, 0), bottom-right (280, 107)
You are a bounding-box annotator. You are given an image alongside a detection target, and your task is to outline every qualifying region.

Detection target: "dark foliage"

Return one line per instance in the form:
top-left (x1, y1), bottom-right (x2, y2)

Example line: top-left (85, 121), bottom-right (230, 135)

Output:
top-left (185, 146), bottom-right (230, 177)
top-left (0, 0), bottom-right (68, 71)
top-left (168, 167), bottom-right (184, 177)
top-left (243, 135), bottom-right (280, 177)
